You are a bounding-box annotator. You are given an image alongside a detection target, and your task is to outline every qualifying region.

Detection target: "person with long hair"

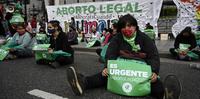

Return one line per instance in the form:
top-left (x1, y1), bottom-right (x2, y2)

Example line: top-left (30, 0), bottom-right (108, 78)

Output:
top-left (36, 20), bottom-right (74, 68)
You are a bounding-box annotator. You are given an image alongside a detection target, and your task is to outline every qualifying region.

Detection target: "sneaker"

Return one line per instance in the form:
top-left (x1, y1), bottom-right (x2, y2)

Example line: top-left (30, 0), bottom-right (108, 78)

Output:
top-left (67, 66), bottom-right (84, 95)
top-left (164, 74), bottom-right (182, 99)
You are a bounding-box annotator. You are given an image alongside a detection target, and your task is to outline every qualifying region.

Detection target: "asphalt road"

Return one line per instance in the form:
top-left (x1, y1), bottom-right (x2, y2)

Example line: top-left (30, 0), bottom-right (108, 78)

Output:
top-left (0, 52), bottom-right (199, 99)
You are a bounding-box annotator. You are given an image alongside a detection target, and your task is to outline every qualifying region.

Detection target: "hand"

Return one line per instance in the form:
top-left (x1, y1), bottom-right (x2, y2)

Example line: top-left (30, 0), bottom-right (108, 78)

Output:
top-left (48, 48), bottom-right (53, 53)
top-left (138, 52), bottom-right (147, 58)
top-left (151, 73), bottom-right (158, 83)
top-left (120, 50), bottom-right (132, 56)
top-left (102, 68), bottom-right (108, 77)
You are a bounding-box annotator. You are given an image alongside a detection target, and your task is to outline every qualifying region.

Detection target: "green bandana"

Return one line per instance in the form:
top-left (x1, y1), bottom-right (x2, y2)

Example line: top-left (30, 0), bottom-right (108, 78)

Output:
top-left (123, 32), bottom-right (140, 52)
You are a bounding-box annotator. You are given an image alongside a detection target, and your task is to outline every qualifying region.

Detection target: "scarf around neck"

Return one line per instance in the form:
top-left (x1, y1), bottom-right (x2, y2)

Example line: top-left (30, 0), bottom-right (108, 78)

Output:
top-left (123, 32), bottom-right (140, 52)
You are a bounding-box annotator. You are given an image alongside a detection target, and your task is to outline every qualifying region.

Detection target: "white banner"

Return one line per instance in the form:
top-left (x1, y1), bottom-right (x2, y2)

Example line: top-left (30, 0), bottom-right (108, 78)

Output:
top-left (172, 0), bottom-right (200, 37)
top-left (46, 0), bottom-right (163, 37)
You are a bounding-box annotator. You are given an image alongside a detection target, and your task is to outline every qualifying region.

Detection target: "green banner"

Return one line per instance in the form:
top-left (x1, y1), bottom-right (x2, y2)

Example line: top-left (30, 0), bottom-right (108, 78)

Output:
top-left (107, 60), bottom-right (152, 96)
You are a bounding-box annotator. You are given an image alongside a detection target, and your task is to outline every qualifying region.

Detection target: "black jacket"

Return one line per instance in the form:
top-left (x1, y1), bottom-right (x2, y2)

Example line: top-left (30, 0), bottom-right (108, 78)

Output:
top-left (105, 30), bottom-right (160, 74)
top-left (49, 32), bottom-right (74, 55)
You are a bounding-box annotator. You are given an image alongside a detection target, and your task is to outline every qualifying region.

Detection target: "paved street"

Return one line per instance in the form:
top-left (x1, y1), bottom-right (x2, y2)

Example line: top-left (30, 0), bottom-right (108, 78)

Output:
top-left (0, 51), bottom-right (200, 99)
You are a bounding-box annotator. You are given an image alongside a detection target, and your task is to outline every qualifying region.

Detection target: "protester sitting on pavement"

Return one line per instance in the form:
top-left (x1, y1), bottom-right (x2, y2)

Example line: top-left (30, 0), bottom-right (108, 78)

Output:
top-left (36, 20), bottom-right (74, 68)
top-left (77, 28), bottom-right (85, 42)
top-left (67, 14), bottom-right (165, 99)
top-left (5, 23), bottom-right (35, 59)
top-left (169, 27), bottom-right (198, 61)
top-left (36, 26), bottom-right (49, 44)
top-left (85, 26), bottom-right (101, 47)
top-left (144, 23), bottom-right (155, 42)
top-left (67, 26), bottom-right (78, 45)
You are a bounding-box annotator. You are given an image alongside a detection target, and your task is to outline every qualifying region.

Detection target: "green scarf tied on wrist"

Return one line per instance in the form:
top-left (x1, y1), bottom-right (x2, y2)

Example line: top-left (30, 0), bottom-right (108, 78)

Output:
top-left (123, 32), bottom-right (140, 52)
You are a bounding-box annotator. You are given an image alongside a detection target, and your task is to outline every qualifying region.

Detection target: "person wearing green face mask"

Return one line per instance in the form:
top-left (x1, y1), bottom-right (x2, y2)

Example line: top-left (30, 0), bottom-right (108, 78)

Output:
top-left (66, 14), bottom-right (177, 99)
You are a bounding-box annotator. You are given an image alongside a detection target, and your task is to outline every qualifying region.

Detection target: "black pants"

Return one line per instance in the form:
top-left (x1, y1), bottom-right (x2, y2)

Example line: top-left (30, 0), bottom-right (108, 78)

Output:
top-left (10, 49), bottom-right (33, 58)
top-left (85, 72), bottom-right (164, 99)
top-left (36, 55), bottom-right (74, 66)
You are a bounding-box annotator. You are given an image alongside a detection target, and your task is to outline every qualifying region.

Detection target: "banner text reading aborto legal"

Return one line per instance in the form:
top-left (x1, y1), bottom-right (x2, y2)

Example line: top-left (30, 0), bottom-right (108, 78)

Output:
top-left (56, 2), bottom-right (142, 16)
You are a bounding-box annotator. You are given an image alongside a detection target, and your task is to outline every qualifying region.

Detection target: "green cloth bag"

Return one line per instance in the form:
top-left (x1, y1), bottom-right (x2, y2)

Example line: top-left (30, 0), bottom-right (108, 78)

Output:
top-left (187, 51), bottom-right (199, 60)
top-left (179, 43), bottom-right (190, 50)
top-left (52, 50), bottom-right (72, 58)
top-left (144, 29), bottom-right (155, 40)
top-left (36, 33), bottom-right (48, 41)
top-left (0, 48), bottom-right (9, 61)
top-left (32, 44), bottom-right (50, 51)
top-left (100, 44), bottom-right (109, 62)
top-left (33, 44), bottom-right (71, 61)
top-left (107, 60), bottom-right (152, 96)
top-left (33, 44), bottom-right (51, 60)
top-left (35, 51), bottom-right (53, 61)
top-left (35, 50), bottom-right (72, 61)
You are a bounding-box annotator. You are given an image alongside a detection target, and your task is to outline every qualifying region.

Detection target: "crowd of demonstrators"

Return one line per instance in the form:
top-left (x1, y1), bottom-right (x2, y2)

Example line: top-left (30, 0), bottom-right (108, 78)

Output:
top-left (67, 14), bottom-right (164, 99)
top-left (36, 20), bottom-right (74, 68)
top-left (0, 3), bottom-right (185, 98)
top-left (169, 27), bottom-right (199, 61)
